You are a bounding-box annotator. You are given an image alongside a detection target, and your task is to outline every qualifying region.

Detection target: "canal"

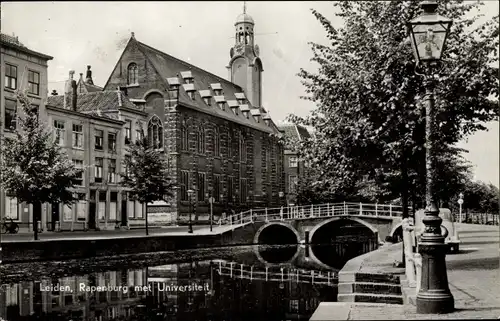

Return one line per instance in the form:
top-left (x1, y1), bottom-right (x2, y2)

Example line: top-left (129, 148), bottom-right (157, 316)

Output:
top-left (0, 222), bottom-right (378, 320)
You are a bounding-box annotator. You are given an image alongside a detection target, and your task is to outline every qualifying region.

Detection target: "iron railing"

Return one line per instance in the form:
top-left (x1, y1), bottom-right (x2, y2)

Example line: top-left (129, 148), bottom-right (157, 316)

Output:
top-left (219, 202), bottom-right (411, 227)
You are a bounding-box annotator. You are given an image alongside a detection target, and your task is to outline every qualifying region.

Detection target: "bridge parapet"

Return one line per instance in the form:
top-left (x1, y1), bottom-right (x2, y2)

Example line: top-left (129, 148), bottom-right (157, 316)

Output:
top-left (218, 202), bottom-right (412, 227)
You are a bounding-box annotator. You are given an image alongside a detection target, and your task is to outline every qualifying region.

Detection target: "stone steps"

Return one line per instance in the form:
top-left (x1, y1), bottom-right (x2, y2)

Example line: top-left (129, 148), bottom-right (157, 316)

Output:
top-left (339, 281), bottom-right (402, 295)
top-left (337, 293), bottom-right (403, 305)
top-left (354, 272), bottom-right (401, 285)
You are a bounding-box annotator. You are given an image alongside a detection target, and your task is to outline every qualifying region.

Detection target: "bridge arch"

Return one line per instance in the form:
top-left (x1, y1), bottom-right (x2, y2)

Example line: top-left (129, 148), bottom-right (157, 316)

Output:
top-left (254, 222), bottom-right (300, 245)
top-left (389, 223), bottom-right (403, 242)
top-left (309, 216), bottom-right (380, 244)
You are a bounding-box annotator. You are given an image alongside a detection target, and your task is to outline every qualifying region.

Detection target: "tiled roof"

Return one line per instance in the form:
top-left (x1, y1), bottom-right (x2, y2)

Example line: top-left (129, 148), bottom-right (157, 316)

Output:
top-left (47, 91), bottom-right (141, 115)
top-left (0, 33), bottom-right (53, 60)
top-left (278, 124), bottom-right (312, 142)
top-left (134, 40), bottom-right (276, 134)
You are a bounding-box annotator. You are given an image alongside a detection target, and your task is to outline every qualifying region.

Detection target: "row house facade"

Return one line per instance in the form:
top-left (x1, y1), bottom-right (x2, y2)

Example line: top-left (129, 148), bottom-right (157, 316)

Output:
top-left (278, 123), bottom-right (313, 206)
top-left (0, 33), bottom-right (53, 229)
top-left (103, 10), bottom-right (285, 222)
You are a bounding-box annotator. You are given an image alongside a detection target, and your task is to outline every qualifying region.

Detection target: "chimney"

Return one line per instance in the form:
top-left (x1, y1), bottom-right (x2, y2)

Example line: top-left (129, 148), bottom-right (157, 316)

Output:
top-left (85, 65), bottom-right (94, 85)
top-left (71, 79), bottom-right (77, 111)
top-left (64, 70), bottom-right (75, 109)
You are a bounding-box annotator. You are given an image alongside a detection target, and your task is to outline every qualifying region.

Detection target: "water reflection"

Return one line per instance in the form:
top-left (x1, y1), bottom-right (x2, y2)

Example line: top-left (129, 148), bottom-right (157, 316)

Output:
top-left (255, 244), bottom-right (299, 265)
top-left (0, 246), bottom-right (338, 321)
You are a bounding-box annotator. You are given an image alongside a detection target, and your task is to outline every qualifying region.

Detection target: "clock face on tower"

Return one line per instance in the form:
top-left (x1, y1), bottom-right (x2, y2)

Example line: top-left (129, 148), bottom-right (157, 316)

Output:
top-left (235, 43), bottom-right (244, 55)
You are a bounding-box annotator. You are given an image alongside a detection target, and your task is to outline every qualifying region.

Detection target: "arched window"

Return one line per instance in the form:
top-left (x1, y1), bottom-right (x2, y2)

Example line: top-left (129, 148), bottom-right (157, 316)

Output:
top-left (148, 116), bottom-right (163, 149)
top-left (181, 122), bottom-right (188, 151)
top-left (227, 132), bottom-right (232, 158)
top-left (127, 63), bottom-right (138, 85)
top-left (214, 127), bottom-right (220, 157)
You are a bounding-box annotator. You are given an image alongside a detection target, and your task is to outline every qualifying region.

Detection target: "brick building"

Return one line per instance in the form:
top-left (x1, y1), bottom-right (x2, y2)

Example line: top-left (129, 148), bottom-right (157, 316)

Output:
top-left (278, 123), bottom-right (313, 206)
top-left (103, 10), bottom-right (284, 222)
top-left (0, 33), bottom-right (53, 229)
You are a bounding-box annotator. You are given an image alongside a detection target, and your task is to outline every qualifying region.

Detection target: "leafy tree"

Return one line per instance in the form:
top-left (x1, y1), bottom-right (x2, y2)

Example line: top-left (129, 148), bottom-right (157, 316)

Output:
top-left (0, 92), bottom-right (82, 240)
top-left (288, 0), bottom-right (498, 212)
top-left (120, 126), bottom-right (174, 235)
top-left (457, 180), bottom-right (500, 214)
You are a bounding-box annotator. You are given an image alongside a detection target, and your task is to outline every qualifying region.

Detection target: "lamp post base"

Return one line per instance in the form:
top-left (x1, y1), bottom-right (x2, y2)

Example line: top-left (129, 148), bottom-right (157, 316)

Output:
top-left (416, 242), bottom-right (454, 314)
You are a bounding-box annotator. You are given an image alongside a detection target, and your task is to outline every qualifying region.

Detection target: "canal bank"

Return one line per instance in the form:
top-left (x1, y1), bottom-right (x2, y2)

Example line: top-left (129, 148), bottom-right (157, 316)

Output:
top-left (1, 222), bottom-right (268, 263)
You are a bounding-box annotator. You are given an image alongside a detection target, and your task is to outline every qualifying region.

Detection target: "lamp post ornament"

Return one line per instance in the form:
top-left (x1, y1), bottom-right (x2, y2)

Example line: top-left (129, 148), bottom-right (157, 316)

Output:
top-left (458, 192), bottom-right (464, 223)
top-left (408, 0), bottom-right (454, 314)
top-left (187, 189), bottom-right (194, 234)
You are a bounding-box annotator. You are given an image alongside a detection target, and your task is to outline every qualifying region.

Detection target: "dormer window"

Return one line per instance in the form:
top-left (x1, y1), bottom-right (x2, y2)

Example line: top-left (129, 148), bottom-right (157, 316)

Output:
top-left (235, 92), bottom-right (246, 105)
top-left (263, 113), bottom-right (272, 126)
top-left (199, 90), bottom-right (212, 106)
top-left (240, 104), bottom-right (250, 119)
top-left (214, 96), bottom-right (226, 111)
top-left (183, 83), bottom-right (196, 100)
top-left (167, 77), bottom-right (181, 107)
top-left (181, 71), bottom-right (194, 84)
top-left (210, 83), bottom-right (223, 96)
top-left (251, 109), bottom-right (261, 123)
top-left (227, 100), bottom-right (239, 115)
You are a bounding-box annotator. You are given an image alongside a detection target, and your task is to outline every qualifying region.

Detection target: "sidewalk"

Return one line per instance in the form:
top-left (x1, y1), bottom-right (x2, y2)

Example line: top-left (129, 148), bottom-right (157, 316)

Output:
top-left (311, 223), bottom-right (500, 320)
top-left (0, 224), bottom-right (244, 242)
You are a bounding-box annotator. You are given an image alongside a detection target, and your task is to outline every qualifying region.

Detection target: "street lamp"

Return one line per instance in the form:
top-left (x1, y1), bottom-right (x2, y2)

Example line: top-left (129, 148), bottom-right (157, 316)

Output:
top-left (458, 192), bottom-right (464, 223)
top-left (187, 189), bottom-right (194, 234)
top-left (207, 186), bottom-right (214, 232)
top-left (408, 0), bottom-right (454, 314)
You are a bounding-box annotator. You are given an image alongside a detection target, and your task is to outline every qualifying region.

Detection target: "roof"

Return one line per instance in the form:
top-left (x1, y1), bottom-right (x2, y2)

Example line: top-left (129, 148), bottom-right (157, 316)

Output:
top-left (83, 82), bottom-right (103, 93)
top-left (278, 124), bottom-right (312, 142)
top-left (132, 39), bottom-right (276, 134)
top-left (235, 13), bottom-right (254, 25)
top-left (46, 91), bottom-right (143, 116)
top-left (0, 33), bottom-right (53, 60)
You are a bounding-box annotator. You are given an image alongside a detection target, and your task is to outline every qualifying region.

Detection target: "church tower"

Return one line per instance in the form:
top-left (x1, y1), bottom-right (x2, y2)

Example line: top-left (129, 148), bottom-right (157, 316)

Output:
top-left (227, 3), bottom-right (263, 108)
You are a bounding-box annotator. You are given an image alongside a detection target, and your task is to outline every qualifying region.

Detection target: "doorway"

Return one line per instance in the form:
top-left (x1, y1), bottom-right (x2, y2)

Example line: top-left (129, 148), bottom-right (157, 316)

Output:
top-left (121, 199), bottom-right (128, 226)
top-left (51, 203), bottom-right (60, 231)
top-left (89, 202), bottom-right (96, 230)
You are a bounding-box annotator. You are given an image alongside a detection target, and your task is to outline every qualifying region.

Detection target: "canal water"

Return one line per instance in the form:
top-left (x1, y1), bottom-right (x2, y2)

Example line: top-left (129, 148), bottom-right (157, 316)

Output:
top-left (0, 222), bottom-right (378, 320)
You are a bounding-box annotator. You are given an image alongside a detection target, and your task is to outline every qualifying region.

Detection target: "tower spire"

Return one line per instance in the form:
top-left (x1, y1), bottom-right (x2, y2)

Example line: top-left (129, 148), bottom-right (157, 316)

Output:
top-left (243, 1), bottom-right (246, 14)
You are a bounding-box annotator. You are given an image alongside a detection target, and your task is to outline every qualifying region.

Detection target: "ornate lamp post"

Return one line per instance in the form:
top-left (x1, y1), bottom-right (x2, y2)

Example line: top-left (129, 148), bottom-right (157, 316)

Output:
top-left (458, 192), bottom-right (464, 223)
top-left (187, 189), bottom-right (194, 233)
top-left (408, 0), bottom-right (454, 314)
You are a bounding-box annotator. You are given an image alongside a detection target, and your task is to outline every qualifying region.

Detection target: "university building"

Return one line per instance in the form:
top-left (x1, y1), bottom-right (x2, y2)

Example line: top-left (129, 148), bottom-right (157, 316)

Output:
top-left (1, 9), bottom-right (284, 230)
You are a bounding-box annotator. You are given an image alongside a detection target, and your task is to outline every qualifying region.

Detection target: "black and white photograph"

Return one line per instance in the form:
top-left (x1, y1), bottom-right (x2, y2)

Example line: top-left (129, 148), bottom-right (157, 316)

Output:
top-left (0, 1), bottom-right (498, 320)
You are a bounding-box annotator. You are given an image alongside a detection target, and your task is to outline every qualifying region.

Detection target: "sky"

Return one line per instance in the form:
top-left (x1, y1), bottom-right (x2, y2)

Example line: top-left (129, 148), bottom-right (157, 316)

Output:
top-left (2, 1), bottom-right (498, 187)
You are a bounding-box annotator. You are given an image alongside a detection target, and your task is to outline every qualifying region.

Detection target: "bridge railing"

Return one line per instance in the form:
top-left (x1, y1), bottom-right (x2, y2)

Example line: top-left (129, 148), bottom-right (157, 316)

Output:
top-left (214, 260), bottom-right (337, 286)
top-left (220, 202), bottom-right (411, 226)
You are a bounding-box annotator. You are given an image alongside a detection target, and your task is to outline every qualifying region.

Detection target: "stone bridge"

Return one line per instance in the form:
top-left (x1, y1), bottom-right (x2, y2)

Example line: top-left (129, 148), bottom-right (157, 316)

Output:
top-left (221, 202), bottom-right (408, 246)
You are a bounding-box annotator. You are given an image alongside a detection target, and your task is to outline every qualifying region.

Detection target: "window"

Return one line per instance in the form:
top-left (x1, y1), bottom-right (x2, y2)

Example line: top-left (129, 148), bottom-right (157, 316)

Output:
top-left (181, 124), bottom-right (188, 151)
top-left (108, 133), bottom-right (117, 153)
top-left (240, 178), bottom-right (248, 203)
top-left (124, 155), bottom-right (131, 177)
top-left (125, 121), bottom-right (132, 145)
top-left (227, 176), bottom-right (234, 201)
top-left (184, 77), bottom-right (194, 84)
top-left (213, 89), bottom-right (223, 96)
top-left (214, 128), bottom-right (220, 157)
top-left (197, 172), bottom-right (206, 202)
top-left (148, 116), bottom-right (163, 148)
top-left (76, 193), bottom-right (86, 220)
top-left (28, 70), bottom-right (40, 95)
top-left (136, 129), bottom-right (144, 142)
top-left (214, 175), bottom-right (221, 202)
top-left (5, 196), bottom-right (18, 220)
top-left (180, 171), bottom-right (190, 201)
top-left (95, 157), bottom-right (103, 183)
top-left (95, 130), bottom-right (103, 150)
top-left (127, 193), bottom-right (135, 218)
top-left (227, 133), bottom-right (233, 158)
top-left (72, 124), bottom-right (83, 149)
top-left (289, 156), bottom-right (298, 168)
top-left (54, 120), bottom-right (65, 146)
top-left (73, 159), bottom-right (84, 186)
top-left (187, 91), bottom-right (195, 100)
top-left (135, 202), bottom-right (144, 218)
top-left (239, 135), bottom-right (247, 162)
top-left (4, 99), bottom-right (16, 130)
top-left (5, 64), bottom-right (17, 90)
top-left (196, 129), bottom-right (205, 154)
top-left (110, 192), bottom-right (118, 221)
top-left (217, 102), bottom-right (226, 111)
top-left (203, 97), bottom-right (211, 106)
top-left (289, 175), bottom-right (298, 193)
top-left (108, 159), bottom-right (117, 183)
top-left (63, 204), bottom-right (73, 222)
top-left (127, 63), bottom-right (138, 85)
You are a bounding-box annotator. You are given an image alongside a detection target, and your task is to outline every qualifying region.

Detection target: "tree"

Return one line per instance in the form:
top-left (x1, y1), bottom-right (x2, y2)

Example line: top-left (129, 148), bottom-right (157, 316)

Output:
top-left (0, 92), bottom-right (82, 240)
top-left (288, 0), bottom-right (498, 210)
top-left (120, 126), bottom-right (174, 235)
